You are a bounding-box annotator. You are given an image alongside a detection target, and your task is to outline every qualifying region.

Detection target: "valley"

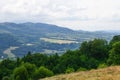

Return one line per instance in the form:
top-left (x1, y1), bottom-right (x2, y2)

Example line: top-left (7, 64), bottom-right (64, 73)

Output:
top-left (0, 1), bottom-right (120, 80)
top-left (0, 22), bottom-right (119, 58)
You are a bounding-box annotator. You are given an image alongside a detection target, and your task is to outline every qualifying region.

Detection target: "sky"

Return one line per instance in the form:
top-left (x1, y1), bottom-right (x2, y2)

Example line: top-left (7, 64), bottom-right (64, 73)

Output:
top-left (0, 0), bottom-right (120, 31)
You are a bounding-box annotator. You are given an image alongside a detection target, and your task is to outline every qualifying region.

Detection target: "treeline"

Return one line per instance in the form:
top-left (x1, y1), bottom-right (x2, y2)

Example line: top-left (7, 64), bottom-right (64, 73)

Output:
top-left (0, 35), bottom-right (120, 80)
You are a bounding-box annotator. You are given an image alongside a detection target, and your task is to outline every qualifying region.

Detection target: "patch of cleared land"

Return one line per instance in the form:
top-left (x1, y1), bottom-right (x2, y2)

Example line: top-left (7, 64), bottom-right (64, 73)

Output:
top-left (41, 66), bottom-right (120, 80)
top-left (41, 49), bottom-right (64, 54)
top-left (26, 43), bottom-right (34, 46)
top-left (3, 46), bottom-right (18, 58)
top-left (40, 38), bottom-right (78, 44)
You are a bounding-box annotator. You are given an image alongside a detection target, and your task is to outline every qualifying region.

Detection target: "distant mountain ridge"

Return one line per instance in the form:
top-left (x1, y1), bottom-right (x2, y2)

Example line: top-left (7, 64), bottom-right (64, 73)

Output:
top-left (0, 22), bottom-right (74, 34)
top-left (104, 30), bottom-right (120, 34)
top-left (0, 22), bottom-right (118, 58)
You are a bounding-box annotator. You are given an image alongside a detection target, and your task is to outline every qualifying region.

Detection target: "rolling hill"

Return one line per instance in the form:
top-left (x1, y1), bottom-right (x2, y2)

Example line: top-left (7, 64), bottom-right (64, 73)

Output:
top-left (0, 22), bottom-right (118, 58)
top-left (41, 66), bottom-right (120, 80)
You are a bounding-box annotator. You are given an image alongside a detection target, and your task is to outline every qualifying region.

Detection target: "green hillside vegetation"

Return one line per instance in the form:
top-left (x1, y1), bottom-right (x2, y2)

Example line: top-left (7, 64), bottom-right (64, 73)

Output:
top-left (0, 22), bottom-right (117, 57)
top-left (0, 35), bottom-right (120, 80)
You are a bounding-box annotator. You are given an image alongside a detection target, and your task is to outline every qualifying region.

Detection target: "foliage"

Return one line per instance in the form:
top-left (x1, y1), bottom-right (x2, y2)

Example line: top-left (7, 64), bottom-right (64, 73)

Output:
top-left (2, 76), bottom-right (9, 80)
top-left (65, 67), bottom-right (75, 73)
top-left (80, 39), bottom-right (109, 61)
top-left (0, 35), bottom-right (120, 79)
top-left (98, 63), bottom-right (108, 69)
top-left (77, 67), bottom-right (87, 71)
top-left (22, 62), bottom-right (36, 77)
top-left (0, 59), bottom-right (16, 80)
top-left (107, 41), bottom-right (120, 65)
top-left (33, 66), bottom-right (54, 80)
top-left (13, 66), bottom-right (29, 80)
top-left (110, 35), bottom-right (120, 45)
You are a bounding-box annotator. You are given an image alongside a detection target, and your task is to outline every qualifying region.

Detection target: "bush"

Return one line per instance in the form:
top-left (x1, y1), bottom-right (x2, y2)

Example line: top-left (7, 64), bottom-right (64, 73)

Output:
top-left (98, 63), bottom-right (107, 69)
top-left (13, 66), bottom-right (29, 80)
top-left (23, 62), bottom-right (36, 77)
top-left (77, 67), bottom-right (87, 71)
top-left (65, 67), bottom-right (75, 73)
top-left (2, 76), bottom-right (9, 80)
top-left (107, 41), bottom-right (120, 65)
top-left (33, 66), bottom-right (54, 80)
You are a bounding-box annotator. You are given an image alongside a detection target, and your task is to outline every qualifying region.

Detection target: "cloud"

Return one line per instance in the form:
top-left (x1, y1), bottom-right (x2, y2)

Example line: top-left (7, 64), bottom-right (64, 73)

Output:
top-left (0, 0), bottom-right (120, 31)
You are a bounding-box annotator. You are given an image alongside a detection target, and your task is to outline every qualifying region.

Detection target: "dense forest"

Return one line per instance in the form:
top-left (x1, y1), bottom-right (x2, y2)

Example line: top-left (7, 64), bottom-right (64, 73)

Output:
top-left (0, 35), bottom-right (120, 80)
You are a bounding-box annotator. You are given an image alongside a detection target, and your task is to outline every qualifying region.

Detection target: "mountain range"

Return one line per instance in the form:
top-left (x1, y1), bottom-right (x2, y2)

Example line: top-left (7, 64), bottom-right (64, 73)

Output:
top-left (0, 22), bottom-right (119, 59)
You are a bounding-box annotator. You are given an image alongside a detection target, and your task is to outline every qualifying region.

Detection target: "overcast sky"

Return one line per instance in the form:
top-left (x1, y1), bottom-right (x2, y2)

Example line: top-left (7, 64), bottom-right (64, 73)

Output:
top-left (0, 0), bottom-right (120, 31)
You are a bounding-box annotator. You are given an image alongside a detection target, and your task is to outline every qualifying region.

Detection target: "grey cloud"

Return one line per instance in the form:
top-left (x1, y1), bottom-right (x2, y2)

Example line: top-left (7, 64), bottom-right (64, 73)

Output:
top-left (0, 0), bottom-right (120, 31)
top-left (59, 16), bottom-right (94, 21)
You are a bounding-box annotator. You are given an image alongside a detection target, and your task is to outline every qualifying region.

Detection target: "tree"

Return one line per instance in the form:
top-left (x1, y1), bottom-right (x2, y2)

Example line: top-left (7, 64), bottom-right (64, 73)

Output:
top-left (23, 62), bottom-right (36, 77)
top-left (33, 66), bottom-right (54, 80)
top-left (80, 41), bottom-right (92, 56)
top-left (107, 41), bottom-right (120, 65)
top-left (46, 53), bottom-right (59, 71)
top-left (110, 35), bottom-right (120, 45)
top-left (13, 66), bottom-right (29, 80)
top-left (2, 76), bottom-right (9, 80)
top-left (54, 50), bottom-right (81, 73)
top-left (22, 53), bottom-right (48, 67)
top-left (0, 59), bottom-right (16, 80)
top-left (80, 39), bottom-right (109, 61)
top-left (90, 39), bottom-right (108, 60)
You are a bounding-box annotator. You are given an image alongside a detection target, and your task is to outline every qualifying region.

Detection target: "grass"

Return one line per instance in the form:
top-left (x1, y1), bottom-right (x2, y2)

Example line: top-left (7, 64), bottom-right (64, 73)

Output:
top-left (40, 38), bottom-right (78, 44)
top-left (41, 66), bottom-right (120, 80)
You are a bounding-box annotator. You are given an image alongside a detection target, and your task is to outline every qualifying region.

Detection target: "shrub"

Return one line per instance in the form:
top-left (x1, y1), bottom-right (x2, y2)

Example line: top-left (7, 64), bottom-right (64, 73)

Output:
top-left (98, 63), bottom-right (107, 69)
top-left (23, 62), bottom-right (36, 77)
top-left (2, 76), bottom-right (9, 80)
top-left (13, 66), bottom-right (29, 80)
top-left (33, 66), bottom-right (54, 80)
top-left (65, 67), bottom-right (75, 73)
top-left (77, 67), bottom-right (87, 71)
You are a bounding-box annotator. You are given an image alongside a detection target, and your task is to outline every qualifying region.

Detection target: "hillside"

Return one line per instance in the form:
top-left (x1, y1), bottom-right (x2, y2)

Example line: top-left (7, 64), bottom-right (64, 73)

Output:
top-left (0, 35), bottom-right (120, 80)
top-left (0, 22), bottom-right (118, 58)
top-left (41, 66), bottom-right (120, 80)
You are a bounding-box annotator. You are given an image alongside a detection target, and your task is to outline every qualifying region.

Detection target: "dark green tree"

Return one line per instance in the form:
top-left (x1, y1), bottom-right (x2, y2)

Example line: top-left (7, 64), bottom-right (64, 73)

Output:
top-left (54, 50), bottom-right (81, 73)
top-left (33, 66), bottom-right (54, 80)
top-left (107, 41), bottom-right (120, 65)
top-left (110, 35), bottom-right (120, 45)
top-left (90, 39), bottom-right (108, 60)
top-left (0, 59), bottom-right (16, 80)
top-left (80, 39), bottom-right (109, 61)
top-left (46, 53), bottom-right (59, 71)
top-left (2, 76), bottom-right (9, 80)
top-left (13, 66), bottom-right (29, 80)
top-left (23, 62), bottom-right (36, 78)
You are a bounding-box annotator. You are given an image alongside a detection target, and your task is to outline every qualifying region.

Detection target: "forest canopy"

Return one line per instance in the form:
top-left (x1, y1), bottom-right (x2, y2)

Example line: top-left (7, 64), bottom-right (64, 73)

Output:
top-left (0, 35), bottom-right (120, 80)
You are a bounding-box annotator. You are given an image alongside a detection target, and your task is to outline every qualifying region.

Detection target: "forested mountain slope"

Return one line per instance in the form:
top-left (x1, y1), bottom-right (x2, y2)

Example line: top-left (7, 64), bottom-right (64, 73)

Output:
top-left (0, 22), bottom-right (118, 58)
